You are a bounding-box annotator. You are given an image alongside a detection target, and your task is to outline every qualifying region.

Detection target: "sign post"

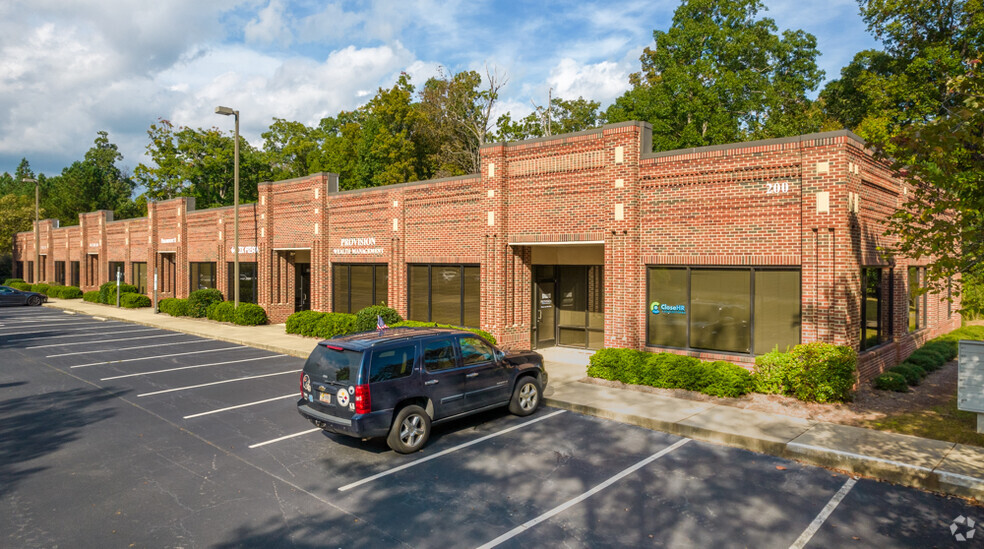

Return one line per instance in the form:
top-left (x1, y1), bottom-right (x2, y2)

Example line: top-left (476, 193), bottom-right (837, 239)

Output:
top-left (115, 267), bottom-right (121, 308)
top-left (153, 273), bottom-right (158, 314)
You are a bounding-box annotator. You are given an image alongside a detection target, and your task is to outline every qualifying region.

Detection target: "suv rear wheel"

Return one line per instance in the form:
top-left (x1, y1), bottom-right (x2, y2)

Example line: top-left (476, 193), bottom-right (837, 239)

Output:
top-left (387, 405), bottom-right (431, 454)
top-left (508, 377), bottom-right (541, 416)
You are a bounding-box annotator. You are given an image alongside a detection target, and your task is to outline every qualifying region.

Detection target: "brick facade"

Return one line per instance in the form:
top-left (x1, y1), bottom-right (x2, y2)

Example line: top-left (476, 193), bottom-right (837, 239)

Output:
top-left (12, 122), bottom-right (960, 381)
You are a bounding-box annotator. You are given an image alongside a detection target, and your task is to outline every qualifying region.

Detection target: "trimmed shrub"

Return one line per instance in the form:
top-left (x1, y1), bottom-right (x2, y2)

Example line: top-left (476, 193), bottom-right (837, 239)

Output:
top-left (354, 305), bottom-right (402, 332)
top-left (388, 320), bottom-right (497, 345)
top-left (233, 303), bottom-right (268, 325)
top-left (10, 282), bottom-right (31, 291)
top-left (786, 343), bottom-right (857, 403)
top-left (314, 313), bottom-right (358, 338)
top-left (920, 340), bottom-right (957, 362)
top-left (903, 350), bottom-right (944, 372)
top-left (83, 290), bottom-right (101, 303)
top-left (587, 348), bottom-right (646, 383)
top-left (50, 285), bottom-right (83, 299)
top-left (30, 283), bottom-right (52, 295)
top-left (3, 278), bottom-right (25, 285)
top-left (207, 301), bottom-right (236, 323)
top-left (889, 363), bottom-right (926, 385)
top-left (873, 372), bottom-right (909, 392)
top-left (286, 310), bottom-right (325, 335)
top-left (120, 293), bottom-right (151, 308)
top-left (159, 297), bottom-right (191, 317)
top-left (106, 284), bottom-right (138, 305)
top-left (188, 289), bottom-right (224, 318)
top-left (753, 349), bottom-right (799, 395)
top-left (98, 282), bottom-right (116, 305)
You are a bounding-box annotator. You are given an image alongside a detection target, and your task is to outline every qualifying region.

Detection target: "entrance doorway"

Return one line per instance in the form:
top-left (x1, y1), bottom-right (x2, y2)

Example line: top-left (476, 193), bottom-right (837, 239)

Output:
top-left (156, 253), bottom-right (176, 297)
top-left (533, 265), bottom-right (604, 350)
top-left (295, 262), bottom-right (311, 312)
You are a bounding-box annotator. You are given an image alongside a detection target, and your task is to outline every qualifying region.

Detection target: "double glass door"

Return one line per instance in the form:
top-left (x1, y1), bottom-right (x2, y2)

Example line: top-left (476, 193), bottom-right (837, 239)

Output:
top-left (534, 265), bottom-right (604, 349)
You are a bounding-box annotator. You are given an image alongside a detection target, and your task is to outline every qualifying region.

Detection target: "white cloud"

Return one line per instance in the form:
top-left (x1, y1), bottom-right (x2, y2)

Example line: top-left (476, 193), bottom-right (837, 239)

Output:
top-left (547, 58), bottom-right (631, 105)
top-left (245, 0), bottom-right (293, 47)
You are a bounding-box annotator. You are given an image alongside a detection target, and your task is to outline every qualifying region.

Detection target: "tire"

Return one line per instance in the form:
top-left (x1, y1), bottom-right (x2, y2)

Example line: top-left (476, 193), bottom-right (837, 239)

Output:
top-left (27, 295), bottom-right (42, 306)
top-left (509, 377), bottom-right (541, 417)
top-left (386, 405), bottom-right (431, 454)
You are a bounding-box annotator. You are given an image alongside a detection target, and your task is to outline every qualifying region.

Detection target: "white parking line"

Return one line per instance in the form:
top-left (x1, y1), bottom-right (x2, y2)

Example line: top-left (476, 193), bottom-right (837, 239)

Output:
top-left (788, 477), bottom-right (857, 549)
top-left (338, 410), bottom-right (568, 492)
top-left (248, 428), bottom-right (322, 449)
top-left (28, 333), bottom-right (186, 349)
top-left (184, 393), bottom-right (298, 419)
top-left (47, 338), bottom-right (205, 357)
top-left (1, 322), bottom-right (115, 334)
top-left (8, 328), bottom-right (158, 341)
top-left (100, 355), bottom-right (286, 380)
top-left (137, 369), bottom-right (301, 397)
top-left (476, 438), bottom-right (691, 549)
top-left (1, 319), bottom-right (106, 326)
top-left (71, 346), bottom-right (248, 368)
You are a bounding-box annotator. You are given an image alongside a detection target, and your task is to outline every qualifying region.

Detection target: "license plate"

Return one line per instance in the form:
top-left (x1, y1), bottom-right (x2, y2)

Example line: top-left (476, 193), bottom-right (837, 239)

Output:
top-left (319, 392), bottom-right (331, 404)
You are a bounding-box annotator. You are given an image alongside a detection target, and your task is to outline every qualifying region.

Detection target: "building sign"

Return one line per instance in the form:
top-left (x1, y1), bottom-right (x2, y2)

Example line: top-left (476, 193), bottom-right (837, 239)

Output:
top-left (333, 236), bottom-right (383, 256)
top-left (89, 242), bottom-right (100, 248)
top-left (160, 237), bottom-right (177, 244)
top-left (230, 246), bottom-right (258, 254)
top-left (650, 301), bottom-right (686, 315)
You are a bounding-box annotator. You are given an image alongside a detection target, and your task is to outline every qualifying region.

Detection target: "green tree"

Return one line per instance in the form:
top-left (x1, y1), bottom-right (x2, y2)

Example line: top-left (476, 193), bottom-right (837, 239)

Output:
top-left (262, 118), bottom-right (322, 181)
top-left (311, 112), bottom-right (362, 190)
top-left (135, 120), bottom-right (271, 208)
top-left (881, 64), bottom-right (984, 292)
top-left (0, 194), bottom-right (38, 253)
top-left (821, 0), bottom-right (983, 141)
top-left (357, 73), bottom-right (428, 188)
top-left (43, 132), bottom-right (140, 225)
top-left (606, 0), bottom-right (824, 151)
top-left (496, 96), bottom-right (604, 141)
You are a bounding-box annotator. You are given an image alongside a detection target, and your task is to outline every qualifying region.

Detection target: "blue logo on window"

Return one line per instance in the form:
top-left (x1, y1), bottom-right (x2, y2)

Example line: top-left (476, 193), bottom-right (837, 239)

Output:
top-left (650, 301), bottom-right (685, 314)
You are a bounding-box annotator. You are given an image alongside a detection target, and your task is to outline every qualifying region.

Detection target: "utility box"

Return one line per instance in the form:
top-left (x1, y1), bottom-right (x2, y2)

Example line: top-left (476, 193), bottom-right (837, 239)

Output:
top-left (958, 340), bottom-right (984, 433)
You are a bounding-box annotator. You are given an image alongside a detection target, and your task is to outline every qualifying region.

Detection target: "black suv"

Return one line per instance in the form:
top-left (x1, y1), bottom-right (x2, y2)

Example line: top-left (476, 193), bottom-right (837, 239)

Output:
top-left (296, 327), bottom-right (547, 453)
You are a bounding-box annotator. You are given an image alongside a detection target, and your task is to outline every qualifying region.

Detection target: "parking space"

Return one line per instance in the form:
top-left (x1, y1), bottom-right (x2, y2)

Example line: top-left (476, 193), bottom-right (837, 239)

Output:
top-left (2, 308), bottom-right (981, 548)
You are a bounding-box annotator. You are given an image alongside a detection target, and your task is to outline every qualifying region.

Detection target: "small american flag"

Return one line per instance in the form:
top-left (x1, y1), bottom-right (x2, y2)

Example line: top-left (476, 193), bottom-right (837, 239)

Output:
top-left (376, 315), bottom-right (388, 330)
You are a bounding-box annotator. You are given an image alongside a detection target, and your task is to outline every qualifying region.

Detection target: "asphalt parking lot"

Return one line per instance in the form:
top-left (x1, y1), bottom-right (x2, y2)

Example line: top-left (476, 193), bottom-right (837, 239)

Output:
top-left (2, 307), bottom-right (982, 548)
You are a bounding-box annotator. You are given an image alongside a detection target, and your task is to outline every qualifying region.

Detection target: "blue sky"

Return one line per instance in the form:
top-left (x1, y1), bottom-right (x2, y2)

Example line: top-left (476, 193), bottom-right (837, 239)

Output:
top-left (0, 0), bottom-right (879, 177)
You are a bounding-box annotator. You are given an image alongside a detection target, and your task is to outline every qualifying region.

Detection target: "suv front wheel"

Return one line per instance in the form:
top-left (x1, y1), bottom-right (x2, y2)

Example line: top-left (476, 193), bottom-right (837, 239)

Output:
top-left (508, 377), bottom-right (541, 417)
top-left (387, 405), bottom-right (431, 454)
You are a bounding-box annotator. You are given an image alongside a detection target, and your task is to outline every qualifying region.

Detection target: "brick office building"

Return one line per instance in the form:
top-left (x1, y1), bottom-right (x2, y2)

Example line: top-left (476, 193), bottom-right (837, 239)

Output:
top-left (12, 121), bottom-right (960, 381)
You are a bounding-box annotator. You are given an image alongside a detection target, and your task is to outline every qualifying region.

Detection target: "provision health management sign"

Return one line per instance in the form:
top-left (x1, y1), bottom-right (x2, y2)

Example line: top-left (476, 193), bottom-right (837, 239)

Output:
top-left (333, 237), bottom-right (383, 256)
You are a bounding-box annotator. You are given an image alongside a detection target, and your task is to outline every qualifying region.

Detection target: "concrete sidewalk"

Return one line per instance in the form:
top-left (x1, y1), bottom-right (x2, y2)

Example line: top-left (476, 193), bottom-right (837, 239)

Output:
top-left (40, 298), bottom-right (984, 501)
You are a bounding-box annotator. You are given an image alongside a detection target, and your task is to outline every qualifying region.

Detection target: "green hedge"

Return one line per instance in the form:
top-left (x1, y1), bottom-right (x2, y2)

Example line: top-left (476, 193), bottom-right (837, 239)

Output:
top-left (159, 297), bottom-right (191, 317)
top-left (354, 305), bottom-right (403, 332)
top-left (3, 278), bottom-right (25, 285)
top-left (30, 283), bottom-right (52, 295)
top-left (207, 301), bottom-right (236, 323)
top-left (873, 372), bottom-right (908, 392)
top-left (889, 363), bottom-right (926, 385)
top-left (10, 282), bottom-right (31, 291)
top-left (83, 291), bottom-right (101, 303)
top-left (286, 310), bottom-right (324, 335)
top-left (389, 320), bottom-right (497, 345)
top-left (188, 289), bottom-right (224, 318)
top-left (872, 326), bottom-right (984, 392)
top-left (587, 349), bottom-right (756, 398)
top-left (106, 284), bottom-right (138, 305)
top-left (50, 285), bottom-right (83, 299)
top-left (120, 293), bottom-right (151, 308)
top-left (233, 303), bottom-right (267, 325)
top-left (314, 313), bottom-right (357, 338)
top-left (752, 343), bottom-right (857, 403)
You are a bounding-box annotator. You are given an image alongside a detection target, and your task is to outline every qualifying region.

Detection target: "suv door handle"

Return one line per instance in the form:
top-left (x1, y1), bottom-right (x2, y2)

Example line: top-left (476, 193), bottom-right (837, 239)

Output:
top-left (465, 373), bottom-right (479, 378)
top-left (424, 380), bottom-right (439, 385)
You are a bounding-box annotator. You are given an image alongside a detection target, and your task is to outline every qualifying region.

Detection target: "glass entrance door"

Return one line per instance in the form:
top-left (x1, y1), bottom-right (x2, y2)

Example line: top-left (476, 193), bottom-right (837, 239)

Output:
top-left (295, 263), bottom-right (311, 312)
top-left (534, 278), bottom-right (556, 348)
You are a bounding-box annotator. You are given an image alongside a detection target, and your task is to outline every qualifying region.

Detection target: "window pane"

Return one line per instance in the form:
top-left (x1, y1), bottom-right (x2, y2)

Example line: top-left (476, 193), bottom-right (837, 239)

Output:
top-left (71, 261), bottom-right (80, 287)
top-left (862, 268), bottom-right (881, 350)
top-left (408, 266), bottom-right (429, 321)
top-left (423, 339), bottom-right (456, 371)
top-left (463, 266), bottom-right (480, 327)
top-left (333, 265), bottom-right (350, 313)
top-left (647, 268), bottom-right (688, 348)
top-left (587, 266), bottom-right (604, 329)
top-left (908, 267), bottom-right (918, 331)
top-left (369, 345), bottom-right (416, 383)
top-left (754, 270), bottom-right (801, 354)
top-left (431, 266), bottom-right (461, 325)
top-left (228, 262), bottom-right (258, 303)
top-left (350, 265), bottom-right (374, 312)
top-left (191, 262), bottom-right (216, 290)
top-left (109, 262), bottom-right (125, 282)
top-left (460, 337), bottom-right (494, 366)
top-left (690, 270), bottom-right (751, 353)
top-left (375, 265), bottom-right (388, 307)
top-left (132, 262), bottom-right (148, 294)
top-left (557, 265), bottom-right (587, 329)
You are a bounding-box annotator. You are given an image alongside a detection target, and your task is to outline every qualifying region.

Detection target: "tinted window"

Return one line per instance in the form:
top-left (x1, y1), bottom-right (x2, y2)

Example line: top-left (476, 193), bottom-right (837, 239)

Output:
top-left (423, 339), bottom-right (457, 371)
top-left (370, 345), bottom-right (416, 383)
top-left (460, 337), bottom-right (493, 366)
top-left (307, 345), bottom-right (364, 383)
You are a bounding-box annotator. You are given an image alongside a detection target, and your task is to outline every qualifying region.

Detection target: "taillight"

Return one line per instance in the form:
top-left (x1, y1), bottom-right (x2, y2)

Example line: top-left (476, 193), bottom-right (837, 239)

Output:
top-left (299, 373), bottom-right (309, 396)
top-left (354, 384), bottom-right (371, 414)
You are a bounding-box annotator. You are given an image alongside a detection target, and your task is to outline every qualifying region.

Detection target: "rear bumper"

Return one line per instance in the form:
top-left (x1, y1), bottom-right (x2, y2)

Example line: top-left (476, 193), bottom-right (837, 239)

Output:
top-left (296, 399), bottom-right (390, 439)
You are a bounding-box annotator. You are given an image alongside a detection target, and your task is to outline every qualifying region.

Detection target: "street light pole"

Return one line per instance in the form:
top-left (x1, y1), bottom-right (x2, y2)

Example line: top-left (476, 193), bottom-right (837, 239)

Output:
top-left (23, 177), bottom-right (39, 283)
top-left (215, 106), bottom-right (240, 308)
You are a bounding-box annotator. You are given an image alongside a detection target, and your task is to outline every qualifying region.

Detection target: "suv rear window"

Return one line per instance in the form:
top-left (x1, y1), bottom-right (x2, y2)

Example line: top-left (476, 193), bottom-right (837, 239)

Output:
top-left (307, 345), bottom-right (364, 383)
top-left (370, 345), bottom-right (417, 382)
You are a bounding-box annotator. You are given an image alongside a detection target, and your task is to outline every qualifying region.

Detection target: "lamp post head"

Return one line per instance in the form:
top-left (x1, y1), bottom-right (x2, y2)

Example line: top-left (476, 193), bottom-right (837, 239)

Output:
top-left (215, 106), bottom-right (237, 117)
